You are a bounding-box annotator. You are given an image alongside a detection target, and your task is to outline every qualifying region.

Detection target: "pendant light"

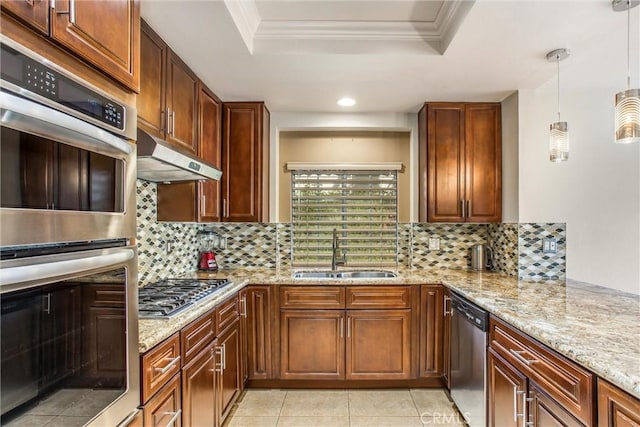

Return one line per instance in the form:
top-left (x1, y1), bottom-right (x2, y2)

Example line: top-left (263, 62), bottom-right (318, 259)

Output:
top-left (613, 0), bottom-right (640, 144)
top-left (547, 48), bottom-right (570, 162)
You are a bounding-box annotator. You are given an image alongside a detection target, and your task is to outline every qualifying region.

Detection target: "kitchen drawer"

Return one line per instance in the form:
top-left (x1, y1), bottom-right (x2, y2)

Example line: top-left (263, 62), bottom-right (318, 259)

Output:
top-left (142, 372), bottom-right (182, 427)
top-left (181, 308), bottom-right (216, 365)
top-left (280, 286), bottom-right (345, 309)
top-left (489, 316), bottom-right (594, 426)
top-left (346, 286), bottom-right (412, 309)
top-left (85, 284), bottom-right (125, 308)
top-left (217, 293), bottom-right (240, 334)
top-left (141, 333), bottom-right (181, 404)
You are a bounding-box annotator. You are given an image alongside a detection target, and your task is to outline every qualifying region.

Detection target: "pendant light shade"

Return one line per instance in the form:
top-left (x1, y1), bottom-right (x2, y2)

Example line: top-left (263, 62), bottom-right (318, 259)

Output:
top-left (613, 0), bottom-right (640, 144)
top-left (550, 121), bottom-right (570, 162)
top-left (546, 48), bottom-right (570, 162)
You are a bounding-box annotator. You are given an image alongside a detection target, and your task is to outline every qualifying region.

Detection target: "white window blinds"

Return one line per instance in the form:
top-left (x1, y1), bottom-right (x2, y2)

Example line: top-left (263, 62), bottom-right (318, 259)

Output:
top-left (291, 169), bottom-right (398, 267)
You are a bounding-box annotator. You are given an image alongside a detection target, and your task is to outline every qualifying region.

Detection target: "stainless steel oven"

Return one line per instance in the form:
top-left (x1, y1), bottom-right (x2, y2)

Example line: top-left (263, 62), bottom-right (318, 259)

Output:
top-left (0, 36), bottom-right (139, 426)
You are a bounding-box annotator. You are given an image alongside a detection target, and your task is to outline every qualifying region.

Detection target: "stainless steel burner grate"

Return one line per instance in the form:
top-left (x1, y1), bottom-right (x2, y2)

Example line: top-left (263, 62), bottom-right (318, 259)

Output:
top-left (138, 278), bottom-right (231, 318)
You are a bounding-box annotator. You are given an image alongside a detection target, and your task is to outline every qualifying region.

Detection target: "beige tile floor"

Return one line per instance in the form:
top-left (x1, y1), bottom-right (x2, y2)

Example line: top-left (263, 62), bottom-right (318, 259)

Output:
top-left (224, 389), bottom-right (467, 427)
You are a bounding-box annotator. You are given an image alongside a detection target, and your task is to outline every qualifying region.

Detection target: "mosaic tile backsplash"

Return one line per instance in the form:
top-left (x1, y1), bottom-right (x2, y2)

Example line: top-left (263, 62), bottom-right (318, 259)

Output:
top-left (136, 181), bottom-right (567, 283)
top-left (518, 223), bottom-right (566, 281)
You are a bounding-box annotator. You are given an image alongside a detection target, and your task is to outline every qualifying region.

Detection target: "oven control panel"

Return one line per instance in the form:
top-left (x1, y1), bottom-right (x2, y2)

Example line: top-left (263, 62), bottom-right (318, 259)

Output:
top-left (1, 44), bottom-right (125, 131)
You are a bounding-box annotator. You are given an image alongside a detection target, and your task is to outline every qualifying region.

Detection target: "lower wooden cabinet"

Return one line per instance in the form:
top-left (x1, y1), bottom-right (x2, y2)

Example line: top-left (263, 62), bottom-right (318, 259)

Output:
top-left (143, 373), bottom-right (182, 427)
top-left (598, 379), bottom-right (640, 427)
top-left (181, 342), bottom-right (217, 427)
top-left (529, 383), bottom-right (583, 427)
top-left (278, 286), bottom-right (415, 381)
top-left (280, 310), bottom-right (344, 380)
top-left (488, 349), bottom-right (527, 427)
top-left (419, 285), bottom-right (444, 378)
top-left (244, 286), bottom-right (273, 380)
top-left (141, 291), bottom-right (243, 427)
top-left (218, 320), bottom-right (242, 419)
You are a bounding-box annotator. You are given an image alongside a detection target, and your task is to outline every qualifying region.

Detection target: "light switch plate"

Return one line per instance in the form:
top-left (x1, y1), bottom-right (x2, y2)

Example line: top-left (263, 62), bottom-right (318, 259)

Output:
top-left (542, 237), bottom-right (557, 254)
top-left (428, 238), bottom-right (440, 250)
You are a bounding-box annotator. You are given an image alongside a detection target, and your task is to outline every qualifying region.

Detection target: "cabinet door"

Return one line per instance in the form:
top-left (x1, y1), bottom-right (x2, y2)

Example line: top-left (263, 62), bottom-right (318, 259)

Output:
top-left (143, 373), bottom-right (181, 427)
top-left (346, 309), bottom-right (411, 380)
top-left (218, 320), bottom-right (242, 420)
top-left (222, 102), bottom-right (269, 222)
top-left (197, 83), bottom-right (222, 222)
top-left (50, 0), bottom-right (140, 91)
top-left (40, 284), bottom-right (81, 390)
top-left (1, 0), bottom-right (49, 35)
top-left (138, 20), bottom-right (166, 138)
top-left (280, 310), bottom-right (344, 380)
top-left (425, 103), bottom-right (466, 222)
top-left (419, 285), bottom-right (443, 378)
top-left (165, 50), bottom-right (198, 155)
top-left (598, 380), bottom-right (640, 427)
top-left (465, 103), bottom-right (501, 222)
top-left (488, 349), bottom-right (527, 427)
top-left (529, 383), bottom-right (583, 427)
top-left (181, 343), bottom-right (216, 427)
top-left (245, 286), bottom-right (272, 380)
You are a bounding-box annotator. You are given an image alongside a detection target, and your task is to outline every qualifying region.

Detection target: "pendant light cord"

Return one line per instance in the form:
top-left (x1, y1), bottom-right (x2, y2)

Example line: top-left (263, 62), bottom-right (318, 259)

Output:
top-left (557, 54), bottom-right (561, 122)
top-left (627, 0), bottom-right (631, 89)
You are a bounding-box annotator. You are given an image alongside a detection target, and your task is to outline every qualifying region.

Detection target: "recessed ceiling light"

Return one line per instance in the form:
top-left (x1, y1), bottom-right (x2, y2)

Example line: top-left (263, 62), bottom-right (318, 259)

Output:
top-left (337, 97), bottom-right (356, 107)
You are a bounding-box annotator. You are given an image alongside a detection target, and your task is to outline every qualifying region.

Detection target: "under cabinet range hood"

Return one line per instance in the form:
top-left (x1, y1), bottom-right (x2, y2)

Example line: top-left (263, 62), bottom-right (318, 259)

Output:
top-left (136, 129), bottom-right (222, 182)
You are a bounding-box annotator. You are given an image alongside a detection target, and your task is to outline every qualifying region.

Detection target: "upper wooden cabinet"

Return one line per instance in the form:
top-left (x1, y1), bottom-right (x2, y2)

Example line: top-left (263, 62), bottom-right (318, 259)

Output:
top-left (222, 102), bottom-right (270, 222)
top-left (157, 83), bottom-right (222, 222)
top-left (138, 20), bottom-right (198, 155)
top-left (2, 0), bottom-right (140, 92)
top-left (419, 102), bottom-right (502, 223)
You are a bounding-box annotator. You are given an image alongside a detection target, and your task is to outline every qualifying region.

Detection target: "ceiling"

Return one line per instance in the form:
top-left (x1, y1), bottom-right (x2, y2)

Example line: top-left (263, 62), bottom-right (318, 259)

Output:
top-left (141, 0), bottom-right (639, 113)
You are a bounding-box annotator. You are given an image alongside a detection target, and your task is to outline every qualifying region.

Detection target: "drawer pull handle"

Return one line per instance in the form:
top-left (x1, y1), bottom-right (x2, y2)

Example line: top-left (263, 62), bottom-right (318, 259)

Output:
top-left (215, 346), bottom-right (224, 373)
top-left (153, 355), bottom-right (180, 374)
top-left (158, 410), bottom-right (181, 427)
top-left (443, 295), bottom-right (452, 316)
top-left (240, 296), bottom-right (247, 318)
top-left (510, 349), bottom-right (539, 366)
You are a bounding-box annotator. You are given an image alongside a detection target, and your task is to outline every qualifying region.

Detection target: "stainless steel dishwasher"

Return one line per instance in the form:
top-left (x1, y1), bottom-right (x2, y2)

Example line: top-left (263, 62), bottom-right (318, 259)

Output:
top-left (450, 293), bottom-right (489, 427)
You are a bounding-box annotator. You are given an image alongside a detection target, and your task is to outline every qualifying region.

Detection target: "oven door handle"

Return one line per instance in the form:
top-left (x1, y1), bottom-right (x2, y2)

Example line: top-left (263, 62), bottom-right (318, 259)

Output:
top-left (0, 91), bottom-right (133, 156)
top-left (0, 247), bottom-right (135, 293)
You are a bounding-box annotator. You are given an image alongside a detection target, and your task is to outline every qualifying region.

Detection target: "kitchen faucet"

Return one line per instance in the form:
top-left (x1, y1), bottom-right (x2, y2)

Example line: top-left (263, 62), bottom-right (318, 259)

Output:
top-left (331, 228), bottom-right (346, 270)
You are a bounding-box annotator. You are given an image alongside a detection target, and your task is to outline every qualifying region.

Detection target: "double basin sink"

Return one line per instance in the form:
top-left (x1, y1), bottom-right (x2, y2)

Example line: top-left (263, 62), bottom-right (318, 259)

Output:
top-left (292, 270), bottom-right (397, 279)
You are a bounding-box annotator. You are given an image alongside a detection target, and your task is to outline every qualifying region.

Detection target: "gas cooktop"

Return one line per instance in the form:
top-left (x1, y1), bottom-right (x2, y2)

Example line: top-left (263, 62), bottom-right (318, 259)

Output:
top-left (138, 277), bottom-right (231, 319)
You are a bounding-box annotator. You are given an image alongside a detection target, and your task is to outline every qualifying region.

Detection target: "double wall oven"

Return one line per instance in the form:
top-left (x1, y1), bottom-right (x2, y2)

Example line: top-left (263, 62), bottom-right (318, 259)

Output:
top-left (0, 36), bottom-right (139, 426)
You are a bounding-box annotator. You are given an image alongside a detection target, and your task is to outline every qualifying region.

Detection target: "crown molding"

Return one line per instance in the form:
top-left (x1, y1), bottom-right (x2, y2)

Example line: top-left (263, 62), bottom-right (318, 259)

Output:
top-left (224, 0), bottom-right (262, 53)
top-left (225, 0), bottom-right (475, 55)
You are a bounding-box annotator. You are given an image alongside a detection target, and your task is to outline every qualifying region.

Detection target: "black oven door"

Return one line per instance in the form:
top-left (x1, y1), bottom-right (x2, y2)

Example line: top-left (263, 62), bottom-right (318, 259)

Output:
top-left (0, 244), bottom-right (140, 426)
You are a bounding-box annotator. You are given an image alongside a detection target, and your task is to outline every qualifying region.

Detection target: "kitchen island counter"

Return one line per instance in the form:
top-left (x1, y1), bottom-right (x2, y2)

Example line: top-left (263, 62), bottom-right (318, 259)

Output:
top-left (138, 267), bottom-right (640, 399)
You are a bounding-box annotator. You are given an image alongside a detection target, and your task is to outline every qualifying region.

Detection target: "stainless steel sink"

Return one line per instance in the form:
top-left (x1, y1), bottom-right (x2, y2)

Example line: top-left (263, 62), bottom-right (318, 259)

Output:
top-left (292, 270), bottom-right (397, 279)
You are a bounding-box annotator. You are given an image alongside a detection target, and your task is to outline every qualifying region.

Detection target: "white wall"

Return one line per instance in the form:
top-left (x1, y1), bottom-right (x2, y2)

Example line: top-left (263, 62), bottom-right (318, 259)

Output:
top-left (269, 112), bottom-right (419, 221)
top-left (501, 92), bottom-right (519, 223)
top-left (518, 88), bottom-right (640, 294)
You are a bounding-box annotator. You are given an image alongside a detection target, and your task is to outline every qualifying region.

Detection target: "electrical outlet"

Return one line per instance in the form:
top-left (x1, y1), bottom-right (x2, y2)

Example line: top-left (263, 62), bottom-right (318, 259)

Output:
top-left (428, 238), bottom-right (440, 250)
top-left (542, 237), bottom-right (557, 254)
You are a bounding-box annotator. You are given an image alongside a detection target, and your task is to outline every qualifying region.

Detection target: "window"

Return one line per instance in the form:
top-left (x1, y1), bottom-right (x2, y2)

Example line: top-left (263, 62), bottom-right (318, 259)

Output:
top-left (290, 167), bottom-right (398, 267)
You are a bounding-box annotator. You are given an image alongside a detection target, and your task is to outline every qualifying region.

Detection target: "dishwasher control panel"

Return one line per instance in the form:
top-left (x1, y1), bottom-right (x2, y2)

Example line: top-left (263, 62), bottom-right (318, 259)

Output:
top-left (451, 293), bottom-right (489, 331)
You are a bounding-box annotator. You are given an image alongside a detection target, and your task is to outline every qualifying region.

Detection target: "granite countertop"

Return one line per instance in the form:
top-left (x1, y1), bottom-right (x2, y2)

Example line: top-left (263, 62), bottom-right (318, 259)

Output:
top-left (138, 267), bottom-right (640, 399)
